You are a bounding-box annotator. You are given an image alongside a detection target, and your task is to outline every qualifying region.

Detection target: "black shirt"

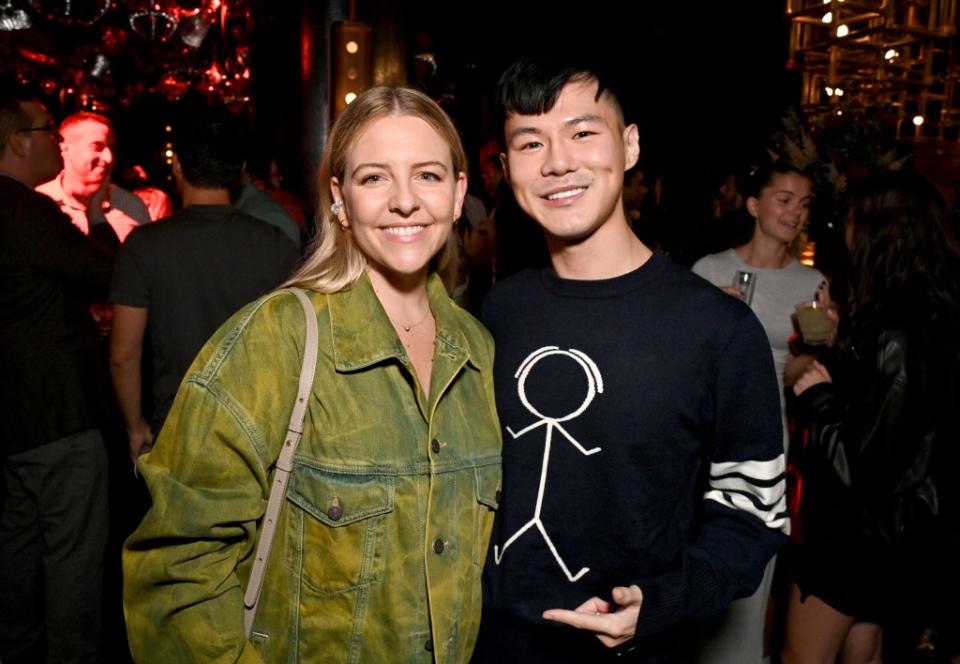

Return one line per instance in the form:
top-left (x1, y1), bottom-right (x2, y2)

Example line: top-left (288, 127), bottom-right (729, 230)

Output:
top-left (109, 205), bottom-right (299, 430)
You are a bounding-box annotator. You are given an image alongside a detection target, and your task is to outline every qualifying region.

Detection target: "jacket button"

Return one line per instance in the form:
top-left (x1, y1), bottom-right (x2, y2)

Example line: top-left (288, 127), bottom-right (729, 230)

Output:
top-left (424, 638), bottom-right (433, 652)
top-left (495, 489), bottom-right (502, 503)
top-left (433, 538), bottom-right (445, 554)
top-left (327, 497), bottom-right (343, 522)
top-left (431, 438), bottom-right (441, 453)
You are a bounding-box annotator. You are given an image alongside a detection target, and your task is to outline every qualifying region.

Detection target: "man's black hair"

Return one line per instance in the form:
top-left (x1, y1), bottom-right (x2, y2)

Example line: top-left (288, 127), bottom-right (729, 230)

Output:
top-left (172, 103), bottom-right (244, 188)
top-left (0, 80), bottom-right (37, 159)
top-left (495, 56), bottom-right (627, 136)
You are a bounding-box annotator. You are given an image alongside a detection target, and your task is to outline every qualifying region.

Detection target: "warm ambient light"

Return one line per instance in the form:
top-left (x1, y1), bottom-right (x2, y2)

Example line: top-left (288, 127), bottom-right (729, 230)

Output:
top-left (822, 12), bottom-right (833, 23)
top-left (836, 24), bottom-right (849, 37)
top-left (345, 92), bottom-right (357, 104)
top-left (345, 41), bottom-right (358, 54)
top-left (885, 49), bottom-right (898, 60)
top-left (913, 115), bottom-right (924, 126)
top-left (800, 240), bottom-right (816, 267)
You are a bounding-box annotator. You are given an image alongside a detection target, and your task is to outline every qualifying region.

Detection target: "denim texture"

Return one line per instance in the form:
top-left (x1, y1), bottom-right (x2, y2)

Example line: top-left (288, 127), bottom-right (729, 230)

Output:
top-left (123, 273), bottom-right (501, 663)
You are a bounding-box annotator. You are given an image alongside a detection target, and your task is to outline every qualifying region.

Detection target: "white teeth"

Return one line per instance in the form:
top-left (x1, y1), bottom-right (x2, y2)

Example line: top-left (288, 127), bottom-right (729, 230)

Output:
top-left (546, 187), bottom-right (585, 201)
top-left (383, 225), bottom-right (425, 236)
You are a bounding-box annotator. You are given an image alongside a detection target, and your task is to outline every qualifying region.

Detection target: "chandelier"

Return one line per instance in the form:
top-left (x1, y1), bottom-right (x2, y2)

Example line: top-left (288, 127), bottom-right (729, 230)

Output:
top-left (787, 0), bottom-right (959, 140)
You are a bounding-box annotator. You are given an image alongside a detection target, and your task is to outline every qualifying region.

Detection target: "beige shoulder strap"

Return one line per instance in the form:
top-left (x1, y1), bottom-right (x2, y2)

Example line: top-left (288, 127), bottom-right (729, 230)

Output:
top-left (244, 287), bottom-right (318, 636)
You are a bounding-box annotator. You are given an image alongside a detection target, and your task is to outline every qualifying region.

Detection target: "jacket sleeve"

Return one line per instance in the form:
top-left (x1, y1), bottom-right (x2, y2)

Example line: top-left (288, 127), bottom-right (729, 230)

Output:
top-left (797, 328), bottom-right (913, 498)
top-left (634, 312), bottom-right (788, 638)
top-left (17, 193), bottom-right (114, 293)
top-left (123, 375), bottom-right (271, 664)
top-left (121, 295), bottom-right (305, 664)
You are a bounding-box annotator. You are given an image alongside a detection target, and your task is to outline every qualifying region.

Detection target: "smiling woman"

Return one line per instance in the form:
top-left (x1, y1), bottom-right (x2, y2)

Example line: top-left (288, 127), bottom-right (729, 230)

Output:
top-left (330, 114), bottom-right (464, 294)
top-left (691, 161), bottom-right (826, 662)
top-left (122, 87), bottom-right (502, 664)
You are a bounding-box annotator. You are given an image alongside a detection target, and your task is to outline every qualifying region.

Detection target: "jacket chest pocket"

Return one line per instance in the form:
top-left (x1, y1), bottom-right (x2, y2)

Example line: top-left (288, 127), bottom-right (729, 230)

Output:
top-left (286, 464), bottom-right (395, 595)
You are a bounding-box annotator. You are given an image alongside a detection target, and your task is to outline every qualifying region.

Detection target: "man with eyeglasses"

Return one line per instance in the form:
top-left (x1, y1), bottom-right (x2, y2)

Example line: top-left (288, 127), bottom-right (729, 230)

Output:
top-left (0, 86), bottom-right (114, 664)
top-left (37, 111), bottom-right (150, 243)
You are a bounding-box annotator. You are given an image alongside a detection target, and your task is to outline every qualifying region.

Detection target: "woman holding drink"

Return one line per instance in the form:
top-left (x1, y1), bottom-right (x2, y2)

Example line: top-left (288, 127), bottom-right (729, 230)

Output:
top-left (691, 161), bottom-right (827, 663)
top-left (783, 171), bottom-right (960, 663)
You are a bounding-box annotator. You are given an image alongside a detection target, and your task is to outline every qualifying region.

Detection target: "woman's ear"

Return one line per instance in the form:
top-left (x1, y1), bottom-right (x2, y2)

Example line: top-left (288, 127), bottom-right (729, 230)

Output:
top-left (330, 177), bottom-right (347, 228)
top-left (746, 196), bottom-right (760, 220)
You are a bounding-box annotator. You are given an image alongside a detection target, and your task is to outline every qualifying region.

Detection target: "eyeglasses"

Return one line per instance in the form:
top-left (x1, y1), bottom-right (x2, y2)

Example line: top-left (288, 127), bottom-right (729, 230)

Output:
top-left (14, 124), bottom-right (60, 141)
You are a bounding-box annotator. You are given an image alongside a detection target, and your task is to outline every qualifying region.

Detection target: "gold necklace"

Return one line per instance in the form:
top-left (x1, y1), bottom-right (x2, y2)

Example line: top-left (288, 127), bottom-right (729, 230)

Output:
top-left (390, 309), bottom-right (431, 333)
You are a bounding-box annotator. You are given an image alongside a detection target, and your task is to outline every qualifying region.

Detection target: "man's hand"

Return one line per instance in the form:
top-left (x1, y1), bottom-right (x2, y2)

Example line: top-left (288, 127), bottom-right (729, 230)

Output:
top-left (128, 418), bottom-right (154, 464)
top-left (542, 584), bottom-right (643, 648)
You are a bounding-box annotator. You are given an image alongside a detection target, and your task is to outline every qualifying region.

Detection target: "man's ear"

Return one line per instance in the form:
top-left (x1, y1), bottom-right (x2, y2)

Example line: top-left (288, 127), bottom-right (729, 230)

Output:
top-left (6, 132), bottom-right (28, 159)
top-left (623, 124), bottom-right (640, 171)
top-left (746, 196), bottom-right (760, 220)
top-left (454, 171), bottom-right (467, 220)
top-left (499, 152), bottom-right (509, 182)
top-left (171, 153), bottom-right (183, 181)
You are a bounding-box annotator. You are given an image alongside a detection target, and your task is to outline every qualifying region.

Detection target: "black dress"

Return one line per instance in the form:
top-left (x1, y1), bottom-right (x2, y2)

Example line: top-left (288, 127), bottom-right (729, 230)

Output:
top-left (794, 301), bottom-right (960, 633)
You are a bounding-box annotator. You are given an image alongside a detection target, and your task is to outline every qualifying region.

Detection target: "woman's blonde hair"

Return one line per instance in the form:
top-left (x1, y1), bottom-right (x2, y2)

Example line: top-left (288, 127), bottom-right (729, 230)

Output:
top-left (285, 86), bottom-right (468, 292)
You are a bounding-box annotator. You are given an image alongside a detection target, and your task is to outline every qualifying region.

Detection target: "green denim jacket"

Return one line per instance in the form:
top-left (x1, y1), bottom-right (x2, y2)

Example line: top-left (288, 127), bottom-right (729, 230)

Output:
top-left (123, 273), bottom-right (502, 663)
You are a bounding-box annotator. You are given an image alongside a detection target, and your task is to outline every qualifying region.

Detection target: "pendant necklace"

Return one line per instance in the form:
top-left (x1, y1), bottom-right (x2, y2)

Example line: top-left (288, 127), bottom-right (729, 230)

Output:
top-left (391, 309), bottom-right (431, 333)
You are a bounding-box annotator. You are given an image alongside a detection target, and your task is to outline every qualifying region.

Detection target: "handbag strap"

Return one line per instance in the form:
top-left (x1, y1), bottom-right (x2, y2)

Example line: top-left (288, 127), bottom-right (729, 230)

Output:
top-left (244, 287), bottom-right (319, 636)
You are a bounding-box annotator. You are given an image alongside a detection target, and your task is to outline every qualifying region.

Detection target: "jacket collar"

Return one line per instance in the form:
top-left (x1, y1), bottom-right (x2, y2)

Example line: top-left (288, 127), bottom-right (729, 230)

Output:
top-left (327, 271), bottom-right (482, 373)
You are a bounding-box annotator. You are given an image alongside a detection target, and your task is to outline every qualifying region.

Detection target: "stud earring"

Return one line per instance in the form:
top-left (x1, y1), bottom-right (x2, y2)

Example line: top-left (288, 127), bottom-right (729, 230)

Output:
top-left (330, 200), bottom-right (344, 215)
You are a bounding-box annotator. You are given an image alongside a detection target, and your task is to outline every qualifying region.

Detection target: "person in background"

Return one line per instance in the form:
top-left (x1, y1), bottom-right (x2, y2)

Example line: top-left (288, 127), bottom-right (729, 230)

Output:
top-left (691, 161), bottom-right (826, 663)
top-left (119, 164), bottom-right (175, 221)
top-left (234, 150), bottom-right (302, 245)
top-left (37, 111), bottom-right (150, 243)
top-left (123, 86), bottom-right (501, 663)
top-left (0, 85), bottom-right (113, 664)
top-left (109, 105), bottom-right (299, 463)
top-left (783, 171), bottom-right (960, 664)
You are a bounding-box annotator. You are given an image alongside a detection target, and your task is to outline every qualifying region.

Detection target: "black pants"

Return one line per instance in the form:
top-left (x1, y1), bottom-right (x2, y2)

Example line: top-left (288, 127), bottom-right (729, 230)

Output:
top-left (0, 430), bottom-right (109, 664)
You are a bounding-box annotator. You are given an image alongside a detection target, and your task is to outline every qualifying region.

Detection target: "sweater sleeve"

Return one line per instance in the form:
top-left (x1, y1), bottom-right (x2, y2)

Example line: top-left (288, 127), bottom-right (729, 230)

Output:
top-left (633, 311), bottom-right (788, 638)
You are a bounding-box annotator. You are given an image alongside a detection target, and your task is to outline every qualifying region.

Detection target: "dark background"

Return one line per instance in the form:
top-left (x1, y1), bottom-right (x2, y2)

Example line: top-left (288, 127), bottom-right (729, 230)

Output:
top-left (2, 0), bottom-right (801, 257)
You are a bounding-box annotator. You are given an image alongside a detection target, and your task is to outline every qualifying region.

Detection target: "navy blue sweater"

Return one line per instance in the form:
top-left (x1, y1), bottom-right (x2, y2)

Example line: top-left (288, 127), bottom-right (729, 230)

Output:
top-left (473, 253), bottom-right (787, 662)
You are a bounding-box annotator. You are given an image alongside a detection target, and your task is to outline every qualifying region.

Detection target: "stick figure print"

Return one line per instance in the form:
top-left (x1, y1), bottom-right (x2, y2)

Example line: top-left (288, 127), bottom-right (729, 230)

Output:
top-left (494, 346), bottom-right (603, 582)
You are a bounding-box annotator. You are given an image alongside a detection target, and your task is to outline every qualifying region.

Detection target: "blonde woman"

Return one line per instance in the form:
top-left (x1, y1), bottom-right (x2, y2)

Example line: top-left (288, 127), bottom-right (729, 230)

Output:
top-left (123, 87), bottom-right (502, 663)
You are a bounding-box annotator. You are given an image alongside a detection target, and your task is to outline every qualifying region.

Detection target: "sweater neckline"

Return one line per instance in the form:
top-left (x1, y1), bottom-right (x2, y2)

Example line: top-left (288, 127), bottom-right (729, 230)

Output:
top-left (539, 252), bottom-right (666, 299)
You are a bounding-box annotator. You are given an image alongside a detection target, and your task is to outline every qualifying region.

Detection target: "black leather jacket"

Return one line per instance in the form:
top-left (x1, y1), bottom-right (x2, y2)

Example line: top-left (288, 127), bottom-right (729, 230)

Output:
top-left (797, 305), bottom-right (960, 546)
